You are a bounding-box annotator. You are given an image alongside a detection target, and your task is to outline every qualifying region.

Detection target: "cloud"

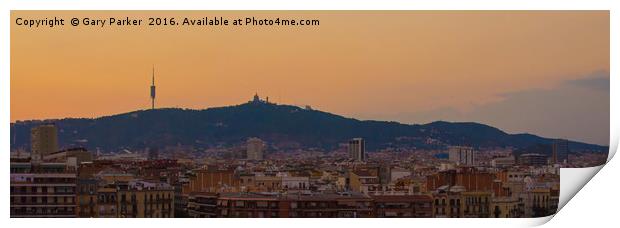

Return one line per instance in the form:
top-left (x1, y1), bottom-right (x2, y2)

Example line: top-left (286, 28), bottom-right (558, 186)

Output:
top-left (565, 71), bottom-right (609, 92)
top-left (364, 72), bottom-right (610, 146)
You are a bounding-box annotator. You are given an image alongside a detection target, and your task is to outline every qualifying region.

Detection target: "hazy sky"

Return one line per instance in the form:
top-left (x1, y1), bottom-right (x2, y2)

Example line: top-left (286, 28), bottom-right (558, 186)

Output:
top-left (11, 11), bottom-right (609, 145)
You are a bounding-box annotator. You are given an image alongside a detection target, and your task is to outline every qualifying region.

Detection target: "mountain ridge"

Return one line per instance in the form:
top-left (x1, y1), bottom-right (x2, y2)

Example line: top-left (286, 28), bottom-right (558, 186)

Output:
top-left (10, 101), bottom-right (608, 154)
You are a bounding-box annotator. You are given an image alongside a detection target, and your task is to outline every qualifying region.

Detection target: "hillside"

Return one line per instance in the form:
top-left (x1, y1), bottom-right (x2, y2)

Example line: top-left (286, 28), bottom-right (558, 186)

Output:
top-left (10, 101), bottom-right (608, 153)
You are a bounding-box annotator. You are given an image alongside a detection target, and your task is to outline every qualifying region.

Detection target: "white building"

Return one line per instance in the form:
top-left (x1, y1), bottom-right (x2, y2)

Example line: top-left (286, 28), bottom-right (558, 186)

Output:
top-left (491, 156), bottom-right (516, 168)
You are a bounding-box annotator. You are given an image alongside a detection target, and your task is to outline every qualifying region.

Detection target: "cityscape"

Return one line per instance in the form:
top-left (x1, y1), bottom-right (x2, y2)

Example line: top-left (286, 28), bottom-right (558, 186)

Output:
top-left (9, 91), bottom-right (607, 218)
top-left (10, 11), bottom-right (609, 219)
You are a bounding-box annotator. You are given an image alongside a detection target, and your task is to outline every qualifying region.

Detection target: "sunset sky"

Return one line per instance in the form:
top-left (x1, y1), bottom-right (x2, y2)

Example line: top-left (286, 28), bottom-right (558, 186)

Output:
top-left (11, 11), bottom-right (609, 145)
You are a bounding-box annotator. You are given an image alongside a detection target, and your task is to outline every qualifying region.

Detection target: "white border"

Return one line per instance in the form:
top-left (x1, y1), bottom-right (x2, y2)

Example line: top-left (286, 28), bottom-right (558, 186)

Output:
top-left (2, 0), bottom-right (618, 227)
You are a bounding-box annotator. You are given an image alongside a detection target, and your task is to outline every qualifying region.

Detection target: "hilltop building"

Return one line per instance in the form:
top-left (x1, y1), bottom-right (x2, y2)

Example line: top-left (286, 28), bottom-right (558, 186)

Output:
top-left (249, 93), bottom-right (274, 105)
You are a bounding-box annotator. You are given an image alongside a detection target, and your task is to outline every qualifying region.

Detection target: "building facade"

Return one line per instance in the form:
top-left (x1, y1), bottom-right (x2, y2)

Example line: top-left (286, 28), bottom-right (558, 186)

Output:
top-left (518, 154), bottom-right (548, 166)
top-left (10, 160), bottom-right (78, 218)
top-left (372, 195), bottom-right (433, 218)
top-left (187, 192), bottom-right (218, 218)
top-left (448, 146), bottom-right (475, 166)
top-left (30, 124), bottom-right (59, 161)
top-left (217, 192), bottom-right (374, 218)
top-left (348, 138), bottom-right (366, 162)
top-left (247, 137), bottom-right (265, 160)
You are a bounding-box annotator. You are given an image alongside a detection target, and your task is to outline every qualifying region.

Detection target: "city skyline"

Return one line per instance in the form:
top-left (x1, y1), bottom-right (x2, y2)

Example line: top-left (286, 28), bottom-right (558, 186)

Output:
top-left (13, 121), bottom-right (591, 218)
top-left (11, 11), bottom-right (610, 145)
top-left (9, 10), bottom-right (609, 219)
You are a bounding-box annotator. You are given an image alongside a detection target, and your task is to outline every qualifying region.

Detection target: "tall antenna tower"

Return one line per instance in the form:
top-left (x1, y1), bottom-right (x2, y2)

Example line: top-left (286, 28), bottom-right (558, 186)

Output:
top-left (150, 66), bottom-right (156, 110)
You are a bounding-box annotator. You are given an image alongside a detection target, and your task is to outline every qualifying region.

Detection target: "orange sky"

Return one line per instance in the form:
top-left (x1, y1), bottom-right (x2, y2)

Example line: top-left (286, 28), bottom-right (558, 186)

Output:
top-left (10, 11), bottom-right (610, 144)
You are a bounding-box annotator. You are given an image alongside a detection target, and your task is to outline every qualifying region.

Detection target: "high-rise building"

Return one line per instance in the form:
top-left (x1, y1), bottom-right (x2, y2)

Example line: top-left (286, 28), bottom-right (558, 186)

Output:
top-left (348, 138), bottom-right (366, 161)
top-left (448, 146), bottom-right (475, 166)
top-left (246, 137), bottom-right (265, 160)
top-left (551, 139), bottom-right (569, 164)
top-left (31, 124), bottom-right (59, 162)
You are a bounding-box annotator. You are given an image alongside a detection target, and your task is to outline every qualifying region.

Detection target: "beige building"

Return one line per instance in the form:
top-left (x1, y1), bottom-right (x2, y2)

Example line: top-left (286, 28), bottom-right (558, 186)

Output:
top-left (254, 175), bottom-right (282, 192)
top-left (117, 181), bottom-right (175, 218)
top-left (77, 179), bottom-right (175, 218)
top-left (246, 137), bottom-right (265, 160)
top-left (349, 171), bottom-right (380, 195)
top-left (431, 188), bottom-right (493, 218)
top-left (432, 189), bottom-right (464, 218)
top-left (461, 191), bottom-right (491, 218)
top-left (97, 187), bottom-right (119, 218)
top-left (448, 146), bottom-right (475, 166)
top-left (522, 188), bottom-right (556, 217)
top-left (30, 124), bottom-right (59, 161)
top-left (491, 196), bottom-right (522, 218)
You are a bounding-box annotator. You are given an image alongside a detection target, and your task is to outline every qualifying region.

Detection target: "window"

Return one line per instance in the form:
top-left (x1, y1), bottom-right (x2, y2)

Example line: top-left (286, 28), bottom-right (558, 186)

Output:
top-left (235, 201), bottom-right (245, 207)
top-left (257, 201), bottom-right (268, 208)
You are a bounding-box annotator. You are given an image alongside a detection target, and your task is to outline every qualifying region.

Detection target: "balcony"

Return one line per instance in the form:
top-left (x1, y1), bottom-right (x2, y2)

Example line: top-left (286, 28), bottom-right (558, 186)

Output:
top-left (11, 192), bottom-right (76, 196)
top-left (11, 202), bottom-right (77, 206)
